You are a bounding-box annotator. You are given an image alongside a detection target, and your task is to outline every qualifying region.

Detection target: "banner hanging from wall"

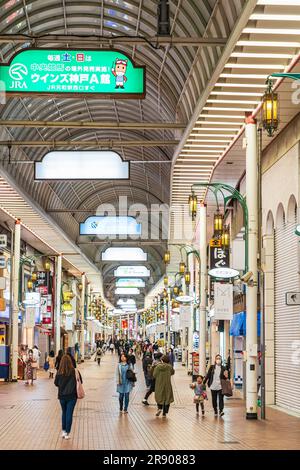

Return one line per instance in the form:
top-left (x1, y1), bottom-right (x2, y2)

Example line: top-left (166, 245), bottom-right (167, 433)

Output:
top-left (214, 283), bottom-right (233, 320)
top-left (0, 49), bottom-right (145, 98)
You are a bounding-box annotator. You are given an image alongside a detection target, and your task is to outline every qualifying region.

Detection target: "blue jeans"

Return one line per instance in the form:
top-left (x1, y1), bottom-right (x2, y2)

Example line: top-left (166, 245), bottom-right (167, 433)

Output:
top-left (119, 392), bottom-right (129, 411)
top-left (59, 398), bottom-right (77, 433)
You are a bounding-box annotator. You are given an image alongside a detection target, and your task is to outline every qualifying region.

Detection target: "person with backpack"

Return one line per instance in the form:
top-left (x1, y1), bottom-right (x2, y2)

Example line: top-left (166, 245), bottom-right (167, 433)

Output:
top-left (142, 352), bottom-right (163, 406)
top-left (142, 351), bottom-right (153, 387)
top-left (54, 354), bottom-right (83, 440)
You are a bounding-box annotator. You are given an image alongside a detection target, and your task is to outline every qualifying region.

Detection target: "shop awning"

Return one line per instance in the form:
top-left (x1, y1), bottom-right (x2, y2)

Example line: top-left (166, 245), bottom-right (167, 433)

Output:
top-left (230, 311), bottom-right (260, 337)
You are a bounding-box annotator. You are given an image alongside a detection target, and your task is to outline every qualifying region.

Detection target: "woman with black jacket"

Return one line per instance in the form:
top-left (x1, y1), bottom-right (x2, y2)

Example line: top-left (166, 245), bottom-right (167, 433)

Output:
top-left (54, 354), bottom-right (82, 439)
top-left (204, 354), bottom-right (228, 417)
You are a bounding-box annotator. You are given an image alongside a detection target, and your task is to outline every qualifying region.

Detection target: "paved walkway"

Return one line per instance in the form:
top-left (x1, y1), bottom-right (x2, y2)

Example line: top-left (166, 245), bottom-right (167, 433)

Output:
top-left (0, 353), bottom-right (299, 450)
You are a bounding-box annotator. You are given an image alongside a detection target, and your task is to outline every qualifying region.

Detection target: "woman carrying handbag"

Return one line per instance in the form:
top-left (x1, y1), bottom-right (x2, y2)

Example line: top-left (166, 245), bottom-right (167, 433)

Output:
top-left (116, 353), bottom-right (134, 414)
top-left (204, 354), bottom-right (228, 418)
top-left (54, 354), bottom-right (83, 439)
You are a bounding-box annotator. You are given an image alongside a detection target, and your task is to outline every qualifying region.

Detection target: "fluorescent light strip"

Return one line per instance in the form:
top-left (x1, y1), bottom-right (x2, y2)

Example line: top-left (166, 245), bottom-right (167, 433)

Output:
top-left (220, 73), bottom-right (267, 79)
top-left (181, 149), bottom-right (221, 154)
top-left (216, 83), bottom-right (266, 88)
top-left (193, 126), bottom-right (240, 131)
top-left (203, 107), bottom-right (253, 112)
top-left (250, 13), bottom-right (300, 21)
top-left (207, 99), bottom-right (259, 105)
top-left (243, 28), bottom-right (300, 35)
top-left (186, 139), bottom-right (231, 144)
top-left (237, 40), bottom-right (300, 48)
top-left (199, 113), bottom-right (244, 118)
top-left (184, 144), bottom-right (227, 148)
top-left (224, 63), bottom-right (285, 70)
top-left (186, 138), bottom-right (231, 142)
top-left (230, 52), bottom-right (294, 59)
top-left (175, 165), bottom-right (214, 168)
top-left (190, 131), bottom-right (238, 136)
top-left (174, 170), bottom-right (212, 173)
top-left (177, 159), bottom-right (218, 162)
top-left (210, 92), bottom-right (262, 97)
top-left (257, 0), bottom-right (300, 4)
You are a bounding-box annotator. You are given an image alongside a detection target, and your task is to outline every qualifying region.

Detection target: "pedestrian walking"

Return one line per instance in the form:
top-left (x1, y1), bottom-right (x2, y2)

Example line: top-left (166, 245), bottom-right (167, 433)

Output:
top-left (168, 347), bottom-right (175, 367)
top-left (24, 349), bottom-right (36, 385)
top-left (116, 353), bottom-right (135, 414)
top-left (47, 350), bottom-right (56, 378)
top-left (67, 347), bottom-right (77, 368)
top-left (55, 349), bottom-right (64, 371)
top-left (204, 354), bottom-right (228, 417)
top-left (54, 354), bottom-right (83, 440)
top-left (110, 342), bottom-right (114, 354)
top-left (96, 346), bottom-right (103, 365)
top-left (153, 354), bottom-right (175, 417)
top-left (142, 352), bottom-right (163, 406)
top-left (142, 351), bottom-right (153, 387)
top-left (190, 375), bottom-right (207, 416)
top-left (128, 348), bottom-right (136, 369)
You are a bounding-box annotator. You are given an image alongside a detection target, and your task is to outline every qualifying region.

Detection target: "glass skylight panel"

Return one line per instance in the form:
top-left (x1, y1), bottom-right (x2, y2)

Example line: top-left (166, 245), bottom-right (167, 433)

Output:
top-left (101, 247), bottom-right (147, 261)
top-left (114, 265), bottom-right (150, 277)
top-left (116, 278), bottom-right (146, 288)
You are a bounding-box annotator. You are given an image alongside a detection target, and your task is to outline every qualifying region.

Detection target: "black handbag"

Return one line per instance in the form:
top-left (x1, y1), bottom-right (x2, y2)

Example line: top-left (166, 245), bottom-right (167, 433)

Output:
top-left (126, 368), bottom-right (137, 382)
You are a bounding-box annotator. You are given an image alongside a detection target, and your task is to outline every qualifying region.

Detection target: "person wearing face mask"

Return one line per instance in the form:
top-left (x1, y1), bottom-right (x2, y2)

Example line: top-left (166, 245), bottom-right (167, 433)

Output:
top-left (204, 354), bottom-right (228, 417)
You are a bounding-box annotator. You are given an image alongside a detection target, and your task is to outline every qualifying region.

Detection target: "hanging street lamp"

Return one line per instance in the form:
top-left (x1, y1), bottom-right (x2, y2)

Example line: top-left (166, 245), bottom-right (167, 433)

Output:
top-left (221, 225), bottom-right (230, 248)
top-left (163, 275), bottom-right (168, 287)
top-left (179, 262), bottom-right (186, 274)
top-left (173, 285), bottom-right (179, 296)
top-left (214, 211), bottom-right (223, 237)
top-left (184, 271), bottom-right (191, 286)
top-left (164, 250), bottom-right (170, 264)
top-left (262, 78), bottom-right (279, 137)
top-left (188, 191), bottom-right (198, 221)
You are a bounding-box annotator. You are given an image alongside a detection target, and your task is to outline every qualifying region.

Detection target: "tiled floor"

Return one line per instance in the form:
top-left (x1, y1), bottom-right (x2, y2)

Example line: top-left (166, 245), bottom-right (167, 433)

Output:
top-left (0, 353), bottom-right (299, 450)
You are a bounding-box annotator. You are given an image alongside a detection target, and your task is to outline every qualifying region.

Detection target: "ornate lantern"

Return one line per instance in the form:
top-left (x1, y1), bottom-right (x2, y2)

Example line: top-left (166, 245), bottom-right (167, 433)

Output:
top-left (188, 191), bottom-right (198, 221)
top-left (262, 79), bottom-right (279, 137)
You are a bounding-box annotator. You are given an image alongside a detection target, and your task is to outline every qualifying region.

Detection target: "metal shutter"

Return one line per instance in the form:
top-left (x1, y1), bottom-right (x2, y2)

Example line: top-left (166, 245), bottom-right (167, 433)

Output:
top-left (274, 219), bottom-right (300, 413)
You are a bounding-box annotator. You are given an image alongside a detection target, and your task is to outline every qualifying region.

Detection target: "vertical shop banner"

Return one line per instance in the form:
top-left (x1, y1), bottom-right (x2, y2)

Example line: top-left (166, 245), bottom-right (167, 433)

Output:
top-left (41, 294), bottom-right (52, 325)
top-left (214, 283), bottom-right (233, 320)
top-left (65, 315), bottom-right (74, 331)
top-left (0, 49), bottom-right (145, 98)
top-left (25, 306), bottom-right (36, 328)
top-left (179, 304), bottom-right (191, 329)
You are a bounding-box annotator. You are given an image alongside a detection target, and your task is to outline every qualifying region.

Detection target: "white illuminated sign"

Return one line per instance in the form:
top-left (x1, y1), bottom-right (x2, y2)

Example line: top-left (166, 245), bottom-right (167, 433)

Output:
top-left (176, 295), bottom-right (194, 303)
top-left (80, 216), bottom-right (141, 236)
top-left (35, 150), bottom-right (129, 180)
top-left (117, 298), bottom-right (136, 306)
top-left (208, 267), bottom-right (239, 279)
top-left (116, 278), bottom-right (145, 288)
top-left (102, 247), bottom-right (147, 261)
top-left (115, 288), bottom-right (140, 295)
top-left (114, 265), bottom-right (150, 277)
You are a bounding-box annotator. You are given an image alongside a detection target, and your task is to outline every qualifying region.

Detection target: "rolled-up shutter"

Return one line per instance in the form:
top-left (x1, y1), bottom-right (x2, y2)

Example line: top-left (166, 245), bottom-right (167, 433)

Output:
top-left (274, 219), bottom-right (300, 413)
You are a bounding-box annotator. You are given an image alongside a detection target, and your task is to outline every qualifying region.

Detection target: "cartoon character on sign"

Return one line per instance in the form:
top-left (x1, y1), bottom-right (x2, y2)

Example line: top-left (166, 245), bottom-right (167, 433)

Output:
top-left (111, 58), bottom-right (128, 89)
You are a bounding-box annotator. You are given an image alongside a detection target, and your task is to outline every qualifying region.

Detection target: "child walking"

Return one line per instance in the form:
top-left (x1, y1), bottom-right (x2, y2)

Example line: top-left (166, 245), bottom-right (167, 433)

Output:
top-left (190, 375), bottom-right (207, 416)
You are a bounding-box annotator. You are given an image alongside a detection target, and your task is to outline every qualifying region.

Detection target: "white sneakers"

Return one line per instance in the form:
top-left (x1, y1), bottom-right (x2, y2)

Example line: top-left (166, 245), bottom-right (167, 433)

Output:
top-left (62, 431), bottom-right (70, 439)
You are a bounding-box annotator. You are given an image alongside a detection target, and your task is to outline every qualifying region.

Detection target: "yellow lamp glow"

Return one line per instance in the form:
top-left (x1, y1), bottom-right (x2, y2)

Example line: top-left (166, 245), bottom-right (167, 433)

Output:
top-left (164, 251), bottom-right (170, 264)
top-left (179, 262), bottom-right (186, 274)
top-left (262, 80), bottom-right (279, 137)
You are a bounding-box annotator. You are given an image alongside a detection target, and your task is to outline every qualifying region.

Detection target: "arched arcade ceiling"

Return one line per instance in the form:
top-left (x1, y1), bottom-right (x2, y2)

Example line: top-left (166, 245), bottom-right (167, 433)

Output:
top-left (0, 0), bottom-right (247, 306)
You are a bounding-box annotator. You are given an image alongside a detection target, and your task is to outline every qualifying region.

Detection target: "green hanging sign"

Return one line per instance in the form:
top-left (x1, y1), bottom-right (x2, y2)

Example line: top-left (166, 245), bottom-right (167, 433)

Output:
top-left (0, 48), bottom-right (145, 98)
